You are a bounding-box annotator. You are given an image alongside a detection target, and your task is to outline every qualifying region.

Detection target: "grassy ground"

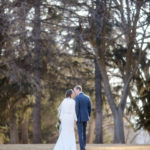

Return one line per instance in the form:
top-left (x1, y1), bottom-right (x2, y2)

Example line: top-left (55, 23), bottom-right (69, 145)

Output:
top-left (0, 144), bottom-right (150, 150)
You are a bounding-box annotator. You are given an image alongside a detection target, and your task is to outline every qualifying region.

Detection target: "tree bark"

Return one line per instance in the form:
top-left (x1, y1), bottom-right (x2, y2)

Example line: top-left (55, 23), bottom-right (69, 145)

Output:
top-left (9, 110), bottom-right (19, 144)
top-left (113, 108), bottom-right (125, 143)
top-left (95, 59), bottom-right (103, 143)
top-left (21, 119), bottom-right (29, 144)
top-left (33, 0), bottom-right (42, 143)
top-left (33, 92), bottom-right (42, 143)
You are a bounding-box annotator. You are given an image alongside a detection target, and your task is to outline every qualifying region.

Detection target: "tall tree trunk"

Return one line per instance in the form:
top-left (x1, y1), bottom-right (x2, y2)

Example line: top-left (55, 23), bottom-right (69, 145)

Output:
top-left (9, 110), bottom-right (19, 144)
top-left (21, 119), bottom-right (29, 144)
top-left (0, 0), bottom-right (6, 49)
top-left (97, 58), bottom-right (126, 143)
top-left (33, 0), bottom-right (42, 143)
top-left (93, 0), bottom-right (126, 143)
top-left (95, 60), bottom-right (103, 143)
top-left (33, 92), bottom-right (42, 143)
top-left (113, 108), bottom-right (125, 143)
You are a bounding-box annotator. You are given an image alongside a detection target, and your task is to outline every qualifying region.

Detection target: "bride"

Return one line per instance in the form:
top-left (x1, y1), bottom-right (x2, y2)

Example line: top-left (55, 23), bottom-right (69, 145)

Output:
top-left (53, 89), bottom-right (77, 150)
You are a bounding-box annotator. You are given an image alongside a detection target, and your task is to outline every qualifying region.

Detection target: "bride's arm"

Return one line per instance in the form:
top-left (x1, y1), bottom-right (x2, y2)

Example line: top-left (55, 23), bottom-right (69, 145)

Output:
top-left (57, 102), bottom-right (63, 120)
top-left (72, 101), bottom-right (77, 122)
top-left (75, 97), bottom-right (79, 120)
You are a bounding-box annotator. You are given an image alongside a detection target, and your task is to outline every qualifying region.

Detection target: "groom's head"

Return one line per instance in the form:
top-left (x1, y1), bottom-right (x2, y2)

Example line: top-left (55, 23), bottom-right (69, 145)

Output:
top-left (74, 85), bottom-right (82, 96)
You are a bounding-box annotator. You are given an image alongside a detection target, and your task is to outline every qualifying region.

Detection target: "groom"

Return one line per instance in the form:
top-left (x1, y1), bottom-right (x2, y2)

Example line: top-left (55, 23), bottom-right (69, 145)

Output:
top-left (74, 85), bottom-right (92, 150)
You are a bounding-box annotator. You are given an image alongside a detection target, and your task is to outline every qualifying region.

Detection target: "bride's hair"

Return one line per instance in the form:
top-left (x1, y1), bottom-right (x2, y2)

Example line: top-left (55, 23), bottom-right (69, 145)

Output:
top-left (66, 89), bottom-right (73, 98)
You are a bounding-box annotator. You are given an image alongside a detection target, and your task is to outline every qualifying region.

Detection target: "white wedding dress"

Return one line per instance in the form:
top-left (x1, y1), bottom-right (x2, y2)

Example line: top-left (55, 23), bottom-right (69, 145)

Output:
top-left (53, 98), bottom-right (77, 150)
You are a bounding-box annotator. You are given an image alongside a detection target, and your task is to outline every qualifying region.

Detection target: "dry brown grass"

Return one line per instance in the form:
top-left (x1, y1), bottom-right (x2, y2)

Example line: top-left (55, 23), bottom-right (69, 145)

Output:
top-left (0, 144), bottom-right (150, 150)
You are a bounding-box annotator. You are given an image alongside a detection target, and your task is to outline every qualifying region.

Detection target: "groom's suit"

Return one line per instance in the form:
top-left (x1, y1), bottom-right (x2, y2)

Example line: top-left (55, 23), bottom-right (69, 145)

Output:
top-left (75, 92), bottom-right (91, 150)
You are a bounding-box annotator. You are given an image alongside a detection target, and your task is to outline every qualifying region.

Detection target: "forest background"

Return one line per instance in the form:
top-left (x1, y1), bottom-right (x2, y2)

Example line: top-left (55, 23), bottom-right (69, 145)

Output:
top-left (0, 0), bottom-right (150, 144)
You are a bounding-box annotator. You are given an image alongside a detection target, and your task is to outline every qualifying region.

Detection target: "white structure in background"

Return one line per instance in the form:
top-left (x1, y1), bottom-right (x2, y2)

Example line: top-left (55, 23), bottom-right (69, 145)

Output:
top-left (131, 129), bottom-right (150, 144)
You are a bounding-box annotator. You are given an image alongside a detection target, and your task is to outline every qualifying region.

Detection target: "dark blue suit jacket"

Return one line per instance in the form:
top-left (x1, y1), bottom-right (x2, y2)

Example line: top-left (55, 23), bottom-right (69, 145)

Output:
top-left (75, 92), bottom-right (91, 122)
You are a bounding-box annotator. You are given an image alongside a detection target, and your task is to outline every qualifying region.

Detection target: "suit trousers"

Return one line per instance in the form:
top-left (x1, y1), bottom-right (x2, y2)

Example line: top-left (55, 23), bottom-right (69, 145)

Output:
top-left (77, 121), bottom-right (87, 150)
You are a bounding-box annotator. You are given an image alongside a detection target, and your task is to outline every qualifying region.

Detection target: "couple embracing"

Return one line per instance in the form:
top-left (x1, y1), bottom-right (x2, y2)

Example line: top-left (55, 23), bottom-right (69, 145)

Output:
top-left (53, 85), bottom-right (92, 150)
